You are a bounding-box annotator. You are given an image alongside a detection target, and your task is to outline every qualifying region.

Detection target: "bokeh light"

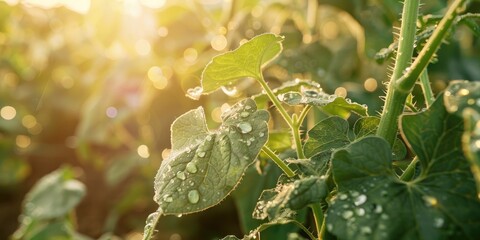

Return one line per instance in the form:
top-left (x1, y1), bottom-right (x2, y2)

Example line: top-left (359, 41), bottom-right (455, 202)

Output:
top-left (1, 106), bottom-right (16, 120)
top-left (137, 144), bottom-right (150, 158)
top-left (364, 78), bottom-right (378, 92)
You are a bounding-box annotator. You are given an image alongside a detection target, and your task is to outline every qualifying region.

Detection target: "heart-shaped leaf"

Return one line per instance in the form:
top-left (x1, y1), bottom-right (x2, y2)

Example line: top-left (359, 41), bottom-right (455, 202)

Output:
top-left (326, 96), bottom-right (480, 240)
top-left (153, 98), bottom-right (269, 215)
top-left (201, 33), bottom-right (284, 93)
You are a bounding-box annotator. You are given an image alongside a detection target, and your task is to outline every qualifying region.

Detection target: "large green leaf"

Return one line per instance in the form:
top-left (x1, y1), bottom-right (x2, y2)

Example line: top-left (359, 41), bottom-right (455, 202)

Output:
top-left (326, 97), bottom-right (480, 240)
top-left (153, 98), bottom-right (269, 215)
top-left (462, 109), bottom-right (480, 194)
top-left (201, 33), bottom-right (283, 93)
top-left (22, 167), bottom-right (86, 220)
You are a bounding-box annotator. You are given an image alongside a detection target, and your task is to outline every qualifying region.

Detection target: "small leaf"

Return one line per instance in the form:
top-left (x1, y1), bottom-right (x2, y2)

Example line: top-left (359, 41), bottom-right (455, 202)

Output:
top-left (303, 116), bottom-right (350, 158)
top-left (201, 33), bottom-right (284, 93)
top-left (153, 99), bottom-right (269, 215)
top-left (22, 167), bottom-right (86, 220)
top-left (253, 176), bottom-right (327, 220)
top-left (322, 97), bottom-right (368, 118)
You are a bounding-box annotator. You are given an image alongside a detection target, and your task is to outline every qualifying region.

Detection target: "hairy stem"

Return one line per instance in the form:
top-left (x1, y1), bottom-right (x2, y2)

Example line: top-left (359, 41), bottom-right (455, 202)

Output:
top-left (376, 0), bottom-right (420, 145)
top-left (261, 146), bottom-right (296, 177)
top-left (419, 69), bottom-right (434, 107)
top-left (292, 105), bottom-right (311, 159)
top-left (256, 74), bottom-right (293, 128)
top-left (397, 0), bottom-right (466, 92)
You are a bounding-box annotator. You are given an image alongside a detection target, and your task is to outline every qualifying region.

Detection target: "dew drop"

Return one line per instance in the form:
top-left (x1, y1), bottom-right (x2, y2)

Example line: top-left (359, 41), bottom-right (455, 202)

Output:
top-left (163, 194), bottom-right (173, 203)
top-left (338, 193), bottom-right (348, 200)
top-left (355, 208), bottom-right (366, 216)
top-left (327, 223), bottom-right (333, 232)
top-left (238, 122), bottom-right (253, 134)
top-left (186, 86), bottom-right (203, 100)
top-left (342, 210), bottom-right (354, 219)
top-left (206, 135), bottom-right (212, 141)
top-left (240, 111), bottom-right (250, 118)
top-left (350, 191), bottom-right (359, 197)
top-left (354, 194), bottom-right (367, 206)
top-left (221, 85), bottom-right (238, 96)
top-left (360, 226), bottom-right (372, 234)
top-left (188, 190), bottom-right (200, 204)
top-left (186, 162), bottom-right (198, 173)
top-left (245, 105), bottom-right (252, 110)
top-left (374, 204), bottom-right (383, 214)
top-left (380, 213), bottom-right (389, 220)
top-left (176, 171), bottom-right (186, 180)
top-left (434, 217), bottom-right (444, 228)
top-left (176, 214), bottom-right (183, 217)
top-left (197, 151), bottom-right (206, 158)
top-left (259, 132), bottom-right (265, 137)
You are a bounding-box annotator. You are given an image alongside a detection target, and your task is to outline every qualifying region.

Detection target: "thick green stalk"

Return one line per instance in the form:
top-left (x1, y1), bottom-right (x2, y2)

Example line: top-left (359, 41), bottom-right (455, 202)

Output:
top-left (261, 146), bottom-right (296, 177)
top-left (396, 0), bottom-right (466, 92)
top-left (256, 74), bottom-right (293, 128)
top-left (400, 157), bottom-right (419, 181)
top-left (376, 0), bottom-right (419, 145)
top-left (377, 0), bottom-right (466, 145)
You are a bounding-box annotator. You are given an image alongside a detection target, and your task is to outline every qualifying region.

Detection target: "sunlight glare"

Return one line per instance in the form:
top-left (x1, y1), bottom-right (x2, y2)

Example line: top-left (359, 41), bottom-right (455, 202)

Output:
top-left (22, 0), bottom-right (91, 14)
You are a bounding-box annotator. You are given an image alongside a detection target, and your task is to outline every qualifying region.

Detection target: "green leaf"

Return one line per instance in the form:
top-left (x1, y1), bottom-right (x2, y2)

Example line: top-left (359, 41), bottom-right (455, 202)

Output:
top-left (462, 109), bottom-right (480, 194)
top-left (322, 97), bottom-right (368, 118)
top-left (253, 176), bottom-right (327, 220)
top-left (278, 91), bottom-right (335, 106)
top-left (327, 97), bottom-right (480, 240)
top-left (153, 98), bottom-right (269, 215)
top-left (22, 167), bottom-right (86, 220)
top-left (201, 33), bottom-right (284, 93)
top-left (303, 116), bottom-right (350, 158)
top-left (443, 80), bottom-right (480, 116)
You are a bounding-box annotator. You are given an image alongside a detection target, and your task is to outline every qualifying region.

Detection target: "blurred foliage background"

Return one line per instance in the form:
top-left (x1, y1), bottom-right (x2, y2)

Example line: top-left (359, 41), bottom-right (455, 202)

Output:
top-left (0, 0), bottom-right (478, 239)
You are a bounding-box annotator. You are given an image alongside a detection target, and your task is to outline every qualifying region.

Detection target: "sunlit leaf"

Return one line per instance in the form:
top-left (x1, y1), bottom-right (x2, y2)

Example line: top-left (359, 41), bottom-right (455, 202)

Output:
top-left (201, 33), bottom-right (284, 93)
top-left (462, 109), bottom-right (480, 194)
top-left (22, 167), bottom-right (86, 220)
top-left (327, 97), bottom-right (480, 240)
top-left (322, 97), bottom-right (368, 117)
top-left (153, 99), bottom-right (269, 215)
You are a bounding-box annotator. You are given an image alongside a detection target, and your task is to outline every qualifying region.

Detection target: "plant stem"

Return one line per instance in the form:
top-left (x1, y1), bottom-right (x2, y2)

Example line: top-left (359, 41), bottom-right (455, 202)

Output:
top-left (261, 146), bottom-right (296, 177)
top-left (400, 156), bottom-right (419, 181)
top-left (376, 0), bottom-right (420, 146)
top-left (397, 0), bottom-right (466, 92)
top-left (310, 203), bottom-right (324, 240)
top-left (256, 74), bottom-right (293, 128)
top-left (419, 69), bottom-right (434, 107)
top-left (292, 105), bottom-right (311, 159)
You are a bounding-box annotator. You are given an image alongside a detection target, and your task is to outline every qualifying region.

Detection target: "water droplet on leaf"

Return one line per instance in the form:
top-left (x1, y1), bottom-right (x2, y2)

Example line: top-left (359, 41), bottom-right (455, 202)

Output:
top-left (434, 217), bottom-right (444, 228)
top-left (355, 208), bottom-right (366, 216)
top-left (240, 111), bottom-right (250, 118)
top-left (197, 151), bottom-right (206, 158)
top-left (360, 226), bottom-right (372, 234)
top-left (221, 85), bottom-right (238, 96)
top-left (338, 193), bottom-right (348, 200)
top-left (342, 210), bottom-right (354, 219)
top-left (238, 122), bottom-right (253, 133)
top-left (188, 190), bottom-right (200, 204)
top-left (422, 195), bottom-right (438, 207)
top-left (186, 162), bottom-right (198, 173)
top-left (354, 194), bottom-right (367, 206)
top-left (176, 171), bottom-right (186, 180)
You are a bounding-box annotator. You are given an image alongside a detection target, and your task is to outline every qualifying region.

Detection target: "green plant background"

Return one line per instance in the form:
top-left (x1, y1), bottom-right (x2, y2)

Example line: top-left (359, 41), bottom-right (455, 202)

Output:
top-left (0, 0), bottom-right (478, 239)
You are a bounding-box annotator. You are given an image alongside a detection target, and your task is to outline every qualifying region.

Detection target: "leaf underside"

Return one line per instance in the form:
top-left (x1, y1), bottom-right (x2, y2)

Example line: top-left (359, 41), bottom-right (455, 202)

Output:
top-left (153, 98), bottom-right (269, 215)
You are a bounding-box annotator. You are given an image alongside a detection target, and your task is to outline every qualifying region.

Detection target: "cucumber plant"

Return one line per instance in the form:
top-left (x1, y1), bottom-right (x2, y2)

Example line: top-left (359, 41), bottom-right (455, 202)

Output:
top-left (144, 0), bottom-right (480, 239)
